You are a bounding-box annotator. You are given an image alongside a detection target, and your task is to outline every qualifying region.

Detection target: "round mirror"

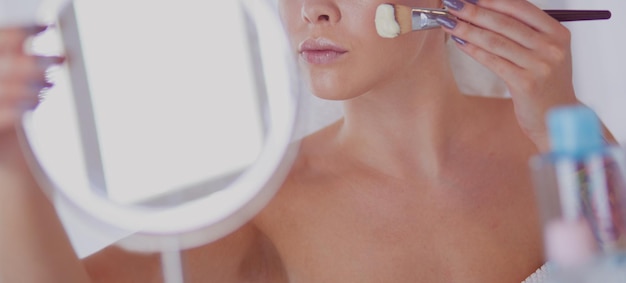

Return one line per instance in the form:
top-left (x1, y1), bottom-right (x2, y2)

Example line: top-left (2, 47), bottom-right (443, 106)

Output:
top-left (18, 0), bottom-right (301, 253)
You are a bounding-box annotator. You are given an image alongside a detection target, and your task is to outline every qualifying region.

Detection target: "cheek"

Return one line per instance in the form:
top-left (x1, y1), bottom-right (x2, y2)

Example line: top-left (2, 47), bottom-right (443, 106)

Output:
top-left (304, 67), bottom-right (367, 100)
top-left (304, 40), bottom-right (419, 100)
top-left (277, 0), bottom-right (293, 20)
top-left (278, 0), bottom-right (301, 42)
top-left (304, 58), bottom-right (395, 101)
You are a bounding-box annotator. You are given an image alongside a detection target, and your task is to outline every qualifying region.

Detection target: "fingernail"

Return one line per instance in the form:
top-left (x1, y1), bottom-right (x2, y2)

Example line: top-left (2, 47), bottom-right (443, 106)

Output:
top-left (24, 25), bottom-right (50, 35)
top-left (28, 81), bottom-right (54, 93)
top-left (436, 16), bottom-right (457, 30)
top-left (36, 56), bottom-right (66, 70)
top-left (466, 0), bottom-right (479, 4)
top-left (451, 36), bottom-right (467, 45)
top-left (20, 98), bottom-right (40, 111)
top-left (443, 0), bottom-right (465, 11)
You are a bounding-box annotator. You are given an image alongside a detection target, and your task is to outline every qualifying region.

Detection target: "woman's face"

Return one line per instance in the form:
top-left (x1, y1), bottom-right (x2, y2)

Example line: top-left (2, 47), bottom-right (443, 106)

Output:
top-left (278, 0), bottom-right (442, 100)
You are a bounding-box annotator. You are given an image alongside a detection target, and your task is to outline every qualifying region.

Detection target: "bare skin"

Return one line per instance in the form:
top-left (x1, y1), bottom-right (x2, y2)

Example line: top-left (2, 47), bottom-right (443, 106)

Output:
top-left (81, 94), bottom-right (544, 283)
top-left (0, 0), bottom-right (616, 282)
top-left (256, 99), bottom-right (544, 282)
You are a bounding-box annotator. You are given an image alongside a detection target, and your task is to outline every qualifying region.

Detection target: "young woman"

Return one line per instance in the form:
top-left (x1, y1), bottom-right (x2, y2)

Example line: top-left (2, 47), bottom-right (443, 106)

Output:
top-left (0, 0), bottom-right (614, 282)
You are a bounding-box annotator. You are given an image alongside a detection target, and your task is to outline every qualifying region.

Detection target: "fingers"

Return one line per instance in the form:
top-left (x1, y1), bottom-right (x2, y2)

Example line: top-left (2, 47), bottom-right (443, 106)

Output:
top-left (438, 0), bottom-right (577, 149)
top-left (459, 0), bottom-right (567, 35)
top-left (0, 107), bottom-right (21, 131)
top-left (0, 56), bottom-right (63, 81)
top-left (436, 4), bottom-right (531, 82)
top-left (1, 25), bottom-right (63, 131)
top-left (442, 0), bottom-right (544, 50)
top-left (437, 0), bottom-right (572, 85)
top-left (440, 0), bottom-right (571, 54)
top-left (0, 25), bottom-right (49, 53)
top-left (0, 55), bottom-right (62, 97)
top-left (0, 82), bottom-right (43, 106)
top-left (436, 15), bottom-right (536, 70)
top-left (0, 80), bottom-right (51, 109)
top-left (0, 83), bottom-right (40, 131)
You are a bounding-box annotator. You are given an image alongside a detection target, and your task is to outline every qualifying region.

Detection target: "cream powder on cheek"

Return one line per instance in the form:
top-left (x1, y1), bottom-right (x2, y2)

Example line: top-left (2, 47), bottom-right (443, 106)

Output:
top-left (375, 4), bottom-right (400, 38)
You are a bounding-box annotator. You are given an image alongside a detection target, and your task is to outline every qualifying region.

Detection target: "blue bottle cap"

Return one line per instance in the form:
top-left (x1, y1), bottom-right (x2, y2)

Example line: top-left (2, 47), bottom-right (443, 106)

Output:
top-left (547, 105), bottom-right (603, 157)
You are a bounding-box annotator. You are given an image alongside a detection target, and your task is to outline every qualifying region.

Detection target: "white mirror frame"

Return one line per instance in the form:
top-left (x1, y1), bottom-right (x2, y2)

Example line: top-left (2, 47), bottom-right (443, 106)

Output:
top-left (17, 0), bottom-right (301, 252)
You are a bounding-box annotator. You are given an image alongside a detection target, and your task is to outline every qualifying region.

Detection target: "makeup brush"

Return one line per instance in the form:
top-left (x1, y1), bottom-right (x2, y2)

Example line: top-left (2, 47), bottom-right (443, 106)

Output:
top-left (375, 3), bottom-right (612, 38)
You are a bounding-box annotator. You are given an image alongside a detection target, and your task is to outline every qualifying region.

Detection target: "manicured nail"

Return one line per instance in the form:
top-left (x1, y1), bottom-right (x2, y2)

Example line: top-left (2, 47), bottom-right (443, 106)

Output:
top-left (28, 81), bottom-right (54, 93)
top-left (443, 0), bottom-right (465, 11)
top-left (24, 25), bottom-right (50, 35)
top-left (436, 16), bottom-right (457, 30)
top-left (466, 0), bottom-right (479, 4)
top-left (20, 98), bottom-right (40, 111)
top-left (451, 36), bottom-right (467, 45)
top-left (36, 56), bottom-right (66, 70)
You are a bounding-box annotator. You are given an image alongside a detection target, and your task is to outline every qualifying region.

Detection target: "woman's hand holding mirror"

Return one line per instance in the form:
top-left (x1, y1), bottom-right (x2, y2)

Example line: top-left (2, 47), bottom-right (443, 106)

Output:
top-left (0, 26), bottom-right (58, 134)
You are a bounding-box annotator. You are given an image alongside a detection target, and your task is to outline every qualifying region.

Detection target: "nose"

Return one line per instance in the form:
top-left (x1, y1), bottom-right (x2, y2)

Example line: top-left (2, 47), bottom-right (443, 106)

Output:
top-left (301, 0), bottom-right (340, 24)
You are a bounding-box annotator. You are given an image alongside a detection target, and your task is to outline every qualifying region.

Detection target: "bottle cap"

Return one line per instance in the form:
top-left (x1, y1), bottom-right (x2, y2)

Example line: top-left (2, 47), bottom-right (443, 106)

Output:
top-left (547, 105), bottom-right (603, 158)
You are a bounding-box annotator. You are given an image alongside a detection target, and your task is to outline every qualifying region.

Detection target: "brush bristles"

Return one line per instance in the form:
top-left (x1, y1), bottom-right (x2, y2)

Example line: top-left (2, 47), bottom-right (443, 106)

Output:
top-left (375, 4), bottom-right (401, 38)
top-left (394, 4), bottom-right (413, 35)
top-left (375, 4), bottom-right (415, 38)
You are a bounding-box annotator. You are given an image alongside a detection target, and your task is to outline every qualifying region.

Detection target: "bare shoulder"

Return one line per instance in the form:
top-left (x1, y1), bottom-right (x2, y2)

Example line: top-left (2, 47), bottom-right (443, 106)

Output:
top-left (82, 222), bottom-right (279, 282)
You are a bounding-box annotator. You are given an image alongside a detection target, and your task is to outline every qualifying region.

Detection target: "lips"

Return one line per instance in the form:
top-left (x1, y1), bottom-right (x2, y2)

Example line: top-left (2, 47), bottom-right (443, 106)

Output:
top-left (299, 38), bottom-right (348, 65)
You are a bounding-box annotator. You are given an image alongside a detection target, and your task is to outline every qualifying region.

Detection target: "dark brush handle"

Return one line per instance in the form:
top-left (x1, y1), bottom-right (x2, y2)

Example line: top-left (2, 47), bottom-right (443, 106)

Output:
top-left (544, 10), bottom-right (612, 22)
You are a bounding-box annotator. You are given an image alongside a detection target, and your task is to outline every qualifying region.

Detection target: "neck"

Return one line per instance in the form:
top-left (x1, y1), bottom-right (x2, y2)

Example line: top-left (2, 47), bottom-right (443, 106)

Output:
top-left (336, 41), bottom-right (470, 181)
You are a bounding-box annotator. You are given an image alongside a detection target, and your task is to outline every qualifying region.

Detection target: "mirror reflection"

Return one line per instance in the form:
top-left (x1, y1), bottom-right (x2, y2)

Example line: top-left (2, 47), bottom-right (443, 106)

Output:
top-left (26, 0), bottom-right (273, 207)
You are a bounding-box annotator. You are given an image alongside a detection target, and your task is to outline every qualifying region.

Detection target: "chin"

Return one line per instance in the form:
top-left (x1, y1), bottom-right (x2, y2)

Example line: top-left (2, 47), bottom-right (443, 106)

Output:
top-left (303, 75), bottom-right (361, 101)
top-left (306, 83), bottom-right (359, 101)
top-left (311, 93), bottom-right (347, 101)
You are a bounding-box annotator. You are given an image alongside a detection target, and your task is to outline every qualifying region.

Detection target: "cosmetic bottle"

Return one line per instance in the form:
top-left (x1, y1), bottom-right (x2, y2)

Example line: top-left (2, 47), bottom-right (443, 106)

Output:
top-left (531, 105), bottom-right (626, 254)
top-left (531, 105), bottom-right (626, 281)
top-left (543, 218), bottom-right (626, 283)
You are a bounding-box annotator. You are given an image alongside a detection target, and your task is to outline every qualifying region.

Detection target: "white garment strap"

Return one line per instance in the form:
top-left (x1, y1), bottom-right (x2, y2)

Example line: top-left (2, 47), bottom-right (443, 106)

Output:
top-left (522, 263), bottom-right (552, 283)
